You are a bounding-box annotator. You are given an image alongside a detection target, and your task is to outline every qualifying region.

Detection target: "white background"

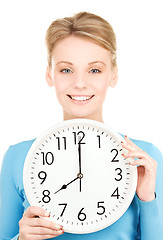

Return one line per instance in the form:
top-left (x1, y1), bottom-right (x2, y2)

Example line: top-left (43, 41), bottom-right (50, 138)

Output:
top-left (0, 0), bottom-right (163, 167)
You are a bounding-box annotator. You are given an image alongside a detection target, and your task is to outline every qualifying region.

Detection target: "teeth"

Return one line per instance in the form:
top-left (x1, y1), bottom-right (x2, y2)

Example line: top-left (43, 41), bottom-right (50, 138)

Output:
top-left (71, 96), bottom-right (92, 101)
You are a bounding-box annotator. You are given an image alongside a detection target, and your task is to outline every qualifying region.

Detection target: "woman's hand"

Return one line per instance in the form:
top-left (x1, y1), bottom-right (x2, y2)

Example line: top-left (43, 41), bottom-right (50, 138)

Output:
top-left (121, 136), bottom-right (157, 202)
top-left (19, 206), bottom-right (64, 240)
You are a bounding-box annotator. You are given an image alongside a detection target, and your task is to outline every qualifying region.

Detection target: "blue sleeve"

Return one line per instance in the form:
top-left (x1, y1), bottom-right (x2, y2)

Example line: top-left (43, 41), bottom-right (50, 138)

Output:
top-left (135, 143), bottom-right (163, 239)
top-left (0, 146), bottom-right (23, 240)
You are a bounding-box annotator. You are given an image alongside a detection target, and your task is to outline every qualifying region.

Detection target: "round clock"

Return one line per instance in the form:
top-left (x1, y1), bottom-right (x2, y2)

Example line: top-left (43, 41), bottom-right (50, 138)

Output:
top-left (23, 119), bottom-right (137, 234)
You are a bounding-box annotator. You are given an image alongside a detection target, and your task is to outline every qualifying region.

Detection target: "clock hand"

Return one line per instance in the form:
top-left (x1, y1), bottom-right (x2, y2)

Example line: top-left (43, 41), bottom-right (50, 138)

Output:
top-left (54, 176), bottom-right (79, 194)
top-left (78, 137), bottom-right (82, 192)
top-left (78, 142), bottom-right (81, 174)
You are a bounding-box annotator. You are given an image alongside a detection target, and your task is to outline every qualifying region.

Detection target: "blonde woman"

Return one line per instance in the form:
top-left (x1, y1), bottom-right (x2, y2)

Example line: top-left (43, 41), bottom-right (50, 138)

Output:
top-left (0, 12), bottom-right (163, 240)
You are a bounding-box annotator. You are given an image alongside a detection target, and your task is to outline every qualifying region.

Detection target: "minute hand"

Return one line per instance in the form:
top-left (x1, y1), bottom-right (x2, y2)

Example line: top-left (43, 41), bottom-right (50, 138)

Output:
top-left (78, 142), bottom-right (82, 192)
top-left (78, 143), bottom-right (82, 174)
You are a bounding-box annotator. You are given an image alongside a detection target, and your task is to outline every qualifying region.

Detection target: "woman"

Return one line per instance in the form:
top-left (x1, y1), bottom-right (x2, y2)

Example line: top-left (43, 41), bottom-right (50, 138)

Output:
top-left (0, 11), bottom-right (163, 240)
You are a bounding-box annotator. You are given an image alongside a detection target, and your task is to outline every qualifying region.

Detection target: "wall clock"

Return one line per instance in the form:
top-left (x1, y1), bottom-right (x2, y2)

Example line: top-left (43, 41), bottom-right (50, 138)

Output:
top-left (23, 119), bottom-right (137, 234)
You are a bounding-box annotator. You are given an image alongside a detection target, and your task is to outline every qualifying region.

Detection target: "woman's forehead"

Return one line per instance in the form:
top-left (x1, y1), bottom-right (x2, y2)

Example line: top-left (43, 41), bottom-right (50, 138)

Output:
top-left (52, 36), bottom-right (111, 65)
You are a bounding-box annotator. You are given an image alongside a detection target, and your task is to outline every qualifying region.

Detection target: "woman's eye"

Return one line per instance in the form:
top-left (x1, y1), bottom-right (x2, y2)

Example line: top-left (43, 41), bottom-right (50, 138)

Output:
top-left (60, 68), bottom-right (72, 73)
top-left (90, 68), bottom-right (101, 74)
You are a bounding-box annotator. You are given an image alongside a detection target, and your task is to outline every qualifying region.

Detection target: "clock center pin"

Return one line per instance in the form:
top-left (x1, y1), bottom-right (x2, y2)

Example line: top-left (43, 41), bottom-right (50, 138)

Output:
top-left (77, 173), bottom-right (84, 179)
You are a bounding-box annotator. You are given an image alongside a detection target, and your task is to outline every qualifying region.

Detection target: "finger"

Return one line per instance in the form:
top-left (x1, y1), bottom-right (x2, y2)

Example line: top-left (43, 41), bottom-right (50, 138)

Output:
top-left (129, 158), bottom-right (157, 172)
top-left (121, 142), bottom-right (137, 152)
top-left (29, 226), bottom-right (64, 235)
top-left (23, 206), bottom-right (50, 218)
top-left (129, 159), bottom-right (148, 167)
top-left (27, 217), bottom-right (63, 231)
top-left (122, 151), bottom-right (153, 163)
top-left (122, 136), bottom-right (140, 151)
top-left (28, 231), bottom-right (64, 240)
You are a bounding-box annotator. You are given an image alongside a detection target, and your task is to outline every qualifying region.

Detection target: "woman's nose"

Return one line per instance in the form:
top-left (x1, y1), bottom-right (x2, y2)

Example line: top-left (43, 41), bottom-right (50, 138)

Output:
top-left (73, 73), bottom-right (87, 89)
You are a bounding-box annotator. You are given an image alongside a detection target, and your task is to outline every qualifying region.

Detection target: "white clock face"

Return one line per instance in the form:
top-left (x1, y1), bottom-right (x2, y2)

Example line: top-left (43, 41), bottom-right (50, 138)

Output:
top-left (23, 119), bottom-right (137, 234)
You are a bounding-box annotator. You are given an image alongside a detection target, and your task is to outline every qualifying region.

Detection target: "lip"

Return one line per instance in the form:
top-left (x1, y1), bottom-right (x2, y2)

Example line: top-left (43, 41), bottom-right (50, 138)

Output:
top-left (67, 94), bottom-right (94, 104)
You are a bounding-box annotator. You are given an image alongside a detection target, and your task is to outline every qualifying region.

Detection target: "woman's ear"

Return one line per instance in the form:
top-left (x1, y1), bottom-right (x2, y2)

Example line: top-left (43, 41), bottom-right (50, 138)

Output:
top-left (46, 66), bottom-right (54, 87)
top-left (110, 66), bottom-right (118, 88)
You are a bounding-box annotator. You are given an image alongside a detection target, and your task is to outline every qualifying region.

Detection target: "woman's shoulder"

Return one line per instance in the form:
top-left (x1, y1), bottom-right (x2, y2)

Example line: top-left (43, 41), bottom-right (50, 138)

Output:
top-left (1, 139), bottom-right (37, 190)
top-left (10, 138), bottom-right (36, 149)
top-left (2, 139), bottom-right (36, 169)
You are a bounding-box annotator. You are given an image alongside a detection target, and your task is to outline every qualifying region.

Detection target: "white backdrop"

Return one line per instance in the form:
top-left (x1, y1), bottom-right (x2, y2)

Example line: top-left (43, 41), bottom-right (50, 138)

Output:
top-left (0, 0), bottom-right (163, 167)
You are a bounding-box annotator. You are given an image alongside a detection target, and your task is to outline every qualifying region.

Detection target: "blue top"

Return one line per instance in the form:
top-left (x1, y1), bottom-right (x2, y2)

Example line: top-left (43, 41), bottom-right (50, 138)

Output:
top-left (0, 137), bottom-right (163, 240)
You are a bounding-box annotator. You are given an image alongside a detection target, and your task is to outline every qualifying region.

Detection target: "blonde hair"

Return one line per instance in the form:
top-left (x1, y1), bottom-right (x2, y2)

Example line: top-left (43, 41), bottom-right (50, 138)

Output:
top-left (45, 12), bottom-right (117, 67)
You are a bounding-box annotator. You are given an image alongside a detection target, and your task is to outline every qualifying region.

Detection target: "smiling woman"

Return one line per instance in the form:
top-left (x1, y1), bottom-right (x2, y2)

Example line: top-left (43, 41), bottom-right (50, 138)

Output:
top-left (0, 11), bottom-right (163, 240)
top-left (46, 36), bottom-right (118, 121)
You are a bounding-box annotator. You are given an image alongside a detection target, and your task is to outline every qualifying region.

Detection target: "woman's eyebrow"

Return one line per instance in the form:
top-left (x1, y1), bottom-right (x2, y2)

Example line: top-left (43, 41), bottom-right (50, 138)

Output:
top-left (88, 61), bottom-right (106, 66)
top-left (56, 61), bottom-right (73, 65)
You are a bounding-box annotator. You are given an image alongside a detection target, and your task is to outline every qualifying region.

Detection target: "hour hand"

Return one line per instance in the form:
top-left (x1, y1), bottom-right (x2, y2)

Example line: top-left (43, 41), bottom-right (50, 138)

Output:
top-left (54, 176), bottom-right (79, 194)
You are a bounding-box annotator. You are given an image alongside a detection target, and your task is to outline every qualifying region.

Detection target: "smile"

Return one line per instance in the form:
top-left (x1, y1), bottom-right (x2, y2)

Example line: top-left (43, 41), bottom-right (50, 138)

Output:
top-left (67, 95), bottom-right (94, 102)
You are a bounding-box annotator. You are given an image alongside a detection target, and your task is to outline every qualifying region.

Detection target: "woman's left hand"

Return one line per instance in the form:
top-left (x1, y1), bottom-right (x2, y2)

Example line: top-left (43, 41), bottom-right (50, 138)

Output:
top-left (121, 136), bottom-right (157, 202)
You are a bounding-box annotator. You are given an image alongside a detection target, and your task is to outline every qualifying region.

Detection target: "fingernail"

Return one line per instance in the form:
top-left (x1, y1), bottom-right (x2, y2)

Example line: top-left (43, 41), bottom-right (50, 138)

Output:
top-left (59, 226), bottom-right (63, 230)
top-left (125, 135), bottom-right (128, 138)
top-left (56, 224), bottom-right (63, 230)
top-left (45, 211), bottom-right (50, 217)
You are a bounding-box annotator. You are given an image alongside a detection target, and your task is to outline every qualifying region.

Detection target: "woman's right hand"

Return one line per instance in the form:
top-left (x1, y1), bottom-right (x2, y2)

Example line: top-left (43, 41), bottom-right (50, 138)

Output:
top-left (19, 206), bottom-right (64, 240)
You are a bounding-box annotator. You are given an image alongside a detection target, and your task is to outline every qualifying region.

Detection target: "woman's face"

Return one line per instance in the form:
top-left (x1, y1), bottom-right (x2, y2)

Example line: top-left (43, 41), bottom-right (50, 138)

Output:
top-left (46, 36), bottom-right (118, 122)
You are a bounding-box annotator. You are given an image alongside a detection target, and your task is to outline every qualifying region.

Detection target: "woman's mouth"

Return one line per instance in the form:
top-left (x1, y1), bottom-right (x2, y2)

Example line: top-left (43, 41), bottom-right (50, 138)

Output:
top-left (67, 95), bottom-right (94, 103)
